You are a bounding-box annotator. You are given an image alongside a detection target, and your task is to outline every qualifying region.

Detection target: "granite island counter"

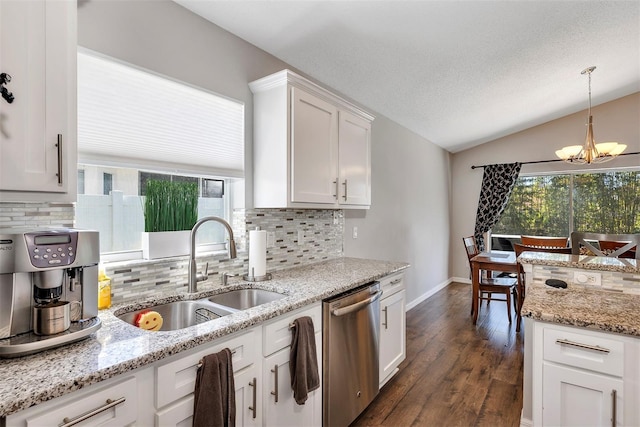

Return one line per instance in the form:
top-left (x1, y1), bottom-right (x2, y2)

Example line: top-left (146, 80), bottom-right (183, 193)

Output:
top-left (518, 252), bottom-right (640, 426)
top-left (0, 257), bottom-right (409, 419)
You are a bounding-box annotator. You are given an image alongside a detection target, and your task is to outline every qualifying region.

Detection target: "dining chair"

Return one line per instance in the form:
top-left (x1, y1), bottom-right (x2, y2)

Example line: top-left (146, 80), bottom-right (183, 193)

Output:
top-left (462, 236), bottom-right (518, 323)
top-left (571, 232), bottom-right (640, 260)
top-left (598, 240), bottom-right (636, 259)
top-left (520, 235), bottom-right (569, 248)
top-left (513, 243), bottom-right (573, 331)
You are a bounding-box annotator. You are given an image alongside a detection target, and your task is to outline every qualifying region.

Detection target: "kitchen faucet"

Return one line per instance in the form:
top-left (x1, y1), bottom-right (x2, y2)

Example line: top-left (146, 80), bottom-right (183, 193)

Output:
top-left (187, 216), bottom-right (237, 293)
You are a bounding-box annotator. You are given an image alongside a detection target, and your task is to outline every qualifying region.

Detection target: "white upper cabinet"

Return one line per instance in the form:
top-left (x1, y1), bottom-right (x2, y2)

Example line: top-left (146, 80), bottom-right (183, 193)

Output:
top-left (0, 0), bottom-right (76, 201)
top-left (250, 69), bottom-right (374, 209)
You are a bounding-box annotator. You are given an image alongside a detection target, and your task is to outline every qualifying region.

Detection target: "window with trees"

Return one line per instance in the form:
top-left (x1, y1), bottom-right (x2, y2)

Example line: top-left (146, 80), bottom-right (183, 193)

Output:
top-left (492, 170), bottom-right (640, 239)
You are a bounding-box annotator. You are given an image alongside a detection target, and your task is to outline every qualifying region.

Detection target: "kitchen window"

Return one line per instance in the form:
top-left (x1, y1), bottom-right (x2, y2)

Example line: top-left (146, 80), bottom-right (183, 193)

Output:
top-left (492, 169), bottom-right (640, 248)
top-left (75, 50), bottom-right (244, 259)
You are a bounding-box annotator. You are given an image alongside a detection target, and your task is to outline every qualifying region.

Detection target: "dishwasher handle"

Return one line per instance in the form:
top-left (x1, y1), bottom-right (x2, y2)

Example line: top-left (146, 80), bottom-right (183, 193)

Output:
top-left (331, 289), bottom-right (383, 317)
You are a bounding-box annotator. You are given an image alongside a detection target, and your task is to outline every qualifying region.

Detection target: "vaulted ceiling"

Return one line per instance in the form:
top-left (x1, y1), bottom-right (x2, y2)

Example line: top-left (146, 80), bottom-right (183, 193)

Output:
top-left (174, 0), bottom-right (640, 153)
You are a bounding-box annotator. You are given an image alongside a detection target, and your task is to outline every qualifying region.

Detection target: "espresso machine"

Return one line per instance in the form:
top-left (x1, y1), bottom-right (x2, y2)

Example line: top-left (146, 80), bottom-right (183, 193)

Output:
top-left (0, 228), bottom-right (102, 357)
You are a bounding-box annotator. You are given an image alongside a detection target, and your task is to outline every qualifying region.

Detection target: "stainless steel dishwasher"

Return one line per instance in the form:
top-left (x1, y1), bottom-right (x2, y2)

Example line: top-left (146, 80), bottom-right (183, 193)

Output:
top-left (323, 281), bottom-right (382, 427)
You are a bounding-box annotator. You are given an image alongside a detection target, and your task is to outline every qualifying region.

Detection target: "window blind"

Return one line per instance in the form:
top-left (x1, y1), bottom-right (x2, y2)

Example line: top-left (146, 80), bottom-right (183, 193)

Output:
top-left (77, 51), bottom-right (244, 178)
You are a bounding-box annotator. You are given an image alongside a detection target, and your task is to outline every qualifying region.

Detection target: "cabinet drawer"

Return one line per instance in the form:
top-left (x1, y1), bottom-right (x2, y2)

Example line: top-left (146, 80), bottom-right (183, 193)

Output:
top-left (380, 272), bottom-right (404, 297)
top-left (263, 303), bottom-right (321, 357)
top-left (543, 325), bottom-right (625, 377)
top-left (7, 376), bottom-right (137, 427)
top-left (156, 328), bottom-right (258, 409)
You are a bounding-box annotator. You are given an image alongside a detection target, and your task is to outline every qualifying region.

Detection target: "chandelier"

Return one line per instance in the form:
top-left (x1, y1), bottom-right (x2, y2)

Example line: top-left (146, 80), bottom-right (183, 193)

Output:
top-left (555, 66), bottom-right (626, 164)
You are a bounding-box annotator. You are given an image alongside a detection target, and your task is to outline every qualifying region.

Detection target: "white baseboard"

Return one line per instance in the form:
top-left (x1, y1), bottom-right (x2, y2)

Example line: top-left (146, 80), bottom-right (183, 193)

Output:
top-left (406, 277), bottom-right (452, 311)
top-left (452, 276), bottom-right (471, 285)
top-left (520, 415), bottom-right (533, 427)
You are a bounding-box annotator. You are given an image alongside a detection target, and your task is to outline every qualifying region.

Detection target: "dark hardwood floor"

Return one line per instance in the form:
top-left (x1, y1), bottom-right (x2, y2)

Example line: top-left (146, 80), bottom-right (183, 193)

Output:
top-left (352, 282), bottom-right (524, 427)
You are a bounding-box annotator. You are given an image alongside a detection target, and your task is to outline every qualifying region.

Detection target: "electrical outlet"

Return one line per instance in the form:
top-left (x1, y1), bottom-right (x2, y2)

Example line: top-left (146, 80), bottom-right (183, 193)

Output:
top-left (352, 226), bottom-right (358, 239)
top-left (267, 232), bottom-right (275, 248)
top-left (333, 211), bottom-right (339, 225)
top-left (297, 230), bottom-right (304, 245)
top-left (573, 271), bottom-right (602, 286)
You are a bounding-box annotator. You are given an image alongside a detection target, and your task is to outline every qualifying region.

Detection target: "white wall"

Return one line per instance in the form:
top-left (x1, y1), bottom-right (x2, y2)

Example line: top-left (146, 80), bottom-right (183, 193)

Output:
top-left (343, 115), bottom-right (451, 305)
top-left (78, 0), bottom-right (452, 307)
top-left (449, 92), bottom-right (640, 281)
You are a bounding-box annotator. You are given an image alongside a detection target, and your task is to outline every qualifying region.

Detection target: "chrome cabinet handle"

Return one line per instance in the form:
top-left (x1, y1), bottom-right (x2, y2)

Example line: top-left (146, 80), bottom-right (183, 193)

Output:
top-left (382, 306), bottom-right (388, 329)
top-left (332, 290), bottom-right (383, 316)
top-left (249, 377), bottom-right (257, 419)
top-left (611, 389), bottom-right (617, 427)
top-left (333, 179), bottom-right (338, 199)
top-left (56, 134), bottom-right (63, 185)
top-left (59, 397), bottom-right (125, 427)
top-left (390, 278), bottom-right (402, 285)
top-left (342, 180), bottom-right (348, 201)
top-left (271, 364), bottom-right (279, 402)
top-left (555, 338), bottom-right (611, 353)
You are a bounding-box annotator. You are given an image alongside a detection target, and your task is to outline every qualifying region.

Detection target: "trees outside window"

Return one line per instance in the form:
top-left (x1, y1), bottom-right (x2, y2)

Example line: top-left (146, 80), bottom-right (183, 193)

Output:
top-left (493, 170), bottom-right (640, 237)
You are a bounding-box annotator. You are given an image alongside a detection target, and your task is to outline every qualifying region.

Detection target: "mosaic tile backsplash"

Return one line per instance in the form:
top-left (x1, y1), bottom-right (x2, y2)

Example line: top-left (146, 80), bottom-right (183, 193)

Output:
top-left (0, 202), bottom-right (344, 304)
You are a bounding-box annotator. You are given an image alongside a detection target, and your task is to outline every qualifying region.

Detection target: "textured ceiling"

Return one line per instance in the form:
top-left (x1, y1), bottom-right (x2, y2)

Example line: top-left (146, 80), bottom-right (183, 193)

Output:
top-left (174, 0), bottom-right (640, 153)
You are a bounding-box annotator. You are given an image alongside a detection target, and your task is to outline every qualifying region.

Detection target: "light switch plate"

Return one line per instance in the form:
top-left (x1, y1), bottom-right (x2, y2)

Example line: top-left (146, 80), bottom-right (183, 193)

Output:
top-left (297, 230), bottom-right (304, 245)
top-left (573, 271), bottom-right (602, 286)
top-left (267, 232), bottom-right (275, 248)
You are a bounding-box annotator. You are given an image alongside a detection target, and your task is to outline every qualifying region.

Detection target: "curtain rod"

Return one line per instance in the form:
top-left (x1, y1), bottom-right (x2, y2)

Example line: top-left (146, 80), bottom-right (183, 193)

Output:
top-left (470, 151), bottom-right (640, 170)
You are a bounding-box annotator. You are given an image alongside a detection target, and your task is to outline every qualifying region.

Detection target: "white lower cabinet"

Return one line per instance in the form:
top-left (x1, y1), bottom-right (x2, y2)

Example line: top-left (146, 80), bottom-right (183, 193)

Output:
top-left (234, 363), bottom-right (262, 427)
top-left (154, 326), bottom-right (262, 427)
top-left (5, 304), bottom-right (324, 427)
top-left (262, 303), bottom-right (323, 427)
top-left (379, 273), bottom-right (406, 388)
top-left (532, 321), bottom-right (640, 426)
top-left (5, 370), bottom-right (150, 427)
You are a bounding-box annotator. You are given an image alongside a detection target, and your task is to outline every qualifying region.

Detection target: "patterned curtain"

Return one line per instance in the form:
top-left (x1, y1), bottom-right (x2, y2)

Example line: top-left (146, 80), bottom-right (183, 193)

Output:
top-left (474, 162), bottom-right (522, 250)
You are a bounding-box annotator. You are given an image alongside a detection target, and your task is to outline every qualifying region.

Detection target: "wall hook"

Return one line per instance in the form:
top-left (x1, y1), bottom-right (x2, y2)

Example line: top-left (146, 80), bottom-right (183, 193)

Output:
top-left (1, 73), bottom-right (15, 104)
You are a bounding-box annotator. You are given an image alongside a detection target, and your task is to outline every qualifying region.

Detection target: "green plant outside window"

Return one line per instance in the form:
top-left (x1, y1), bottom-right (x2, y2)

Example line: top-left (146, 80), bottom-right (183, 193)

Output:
top-left (144, 180), bottom-right (199, 232)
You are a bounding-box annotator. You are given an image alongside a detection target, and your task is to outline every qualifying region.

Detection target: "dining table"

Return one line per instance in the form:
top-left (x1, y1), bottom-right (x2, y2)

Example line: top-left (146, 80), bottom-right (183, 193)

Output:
top-left (470, 250), bottom-right (519, 326)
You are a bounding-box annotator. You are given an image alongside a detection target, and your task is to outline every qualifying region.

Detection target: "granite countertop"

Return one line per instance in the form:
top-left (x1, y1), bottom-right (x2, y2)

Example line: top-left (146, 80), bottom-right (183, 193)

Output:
top-left (521, 283), bottom-right (640, 337)
top-left (518, 251), bottom-right (638, 274)
top-left (0, 257), bottom-right (409, 417)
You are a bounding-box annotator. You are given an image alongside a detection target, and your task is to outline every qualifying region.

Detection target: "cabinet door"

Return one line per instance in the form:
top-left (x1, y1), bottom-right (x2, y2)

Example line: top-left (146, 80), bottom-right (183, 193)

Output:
top-left (156, 365), bottom-right (261, 427)
top-left (263, 333), bottom-right (322, 427)
top-left (338, 110), bottom-right (371, 206)
top-left (0, 0), bottom-right (72, 193)
top-left (543, 363), bottom-right (623, 426)
top-left (379, 289), bottom-right (406, 387)
top-left (234, 365), bottom-right (262, 427)
top-left (290, 87), bottom-right (338, 204)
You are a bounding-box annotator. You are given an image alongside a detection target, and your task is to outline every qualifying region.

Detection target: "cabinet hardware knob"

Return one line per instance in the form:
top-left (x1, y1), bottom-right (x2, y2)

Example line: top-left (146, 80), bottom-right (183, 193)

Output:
top-left (611, 389), bottom-right (617, 427)
top-left (555, 338), bottom-right (610, 353)
top-left (59, 396), bottom-right (126, 427)
top-left (271, 364), bottom-right (279, 402)
top-left (248, 377), bottom-right (257, 419)
top-left (56, 134), bottom-right (63, 185)
top-left (382, 306), bottom-right (388, 329)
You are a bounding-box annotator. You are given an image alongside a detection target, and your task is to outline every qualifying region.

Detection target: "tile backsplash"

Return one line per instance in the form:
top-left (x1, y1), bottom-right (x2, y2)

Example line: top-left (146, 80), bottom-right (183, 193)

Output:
top-left (0, 202), bottom-right (75, 228)
top-left (530, 264), bottom-right (640, 295)
top-left (0, 202), bottom-right (344, 304)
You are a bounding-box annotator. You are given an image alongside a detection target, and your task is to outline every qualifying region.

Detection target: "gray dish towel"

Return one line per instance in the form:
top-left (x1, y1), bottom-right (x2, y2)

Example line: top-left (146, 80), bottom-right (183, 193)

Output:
top-left (193, 348), bottom-right (235, 427)
top-left (289, 316), bottom-right (320, 405)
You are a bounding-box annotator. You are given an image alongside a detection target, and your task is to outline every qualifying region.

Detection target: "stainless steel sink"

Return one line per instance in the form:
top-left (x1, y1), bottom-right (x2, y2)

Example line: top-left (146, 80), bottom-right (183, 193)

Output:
top-left (207, 288), bottom-right (286, 310)
top-left (116, 300), bottom-right (234, 331)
